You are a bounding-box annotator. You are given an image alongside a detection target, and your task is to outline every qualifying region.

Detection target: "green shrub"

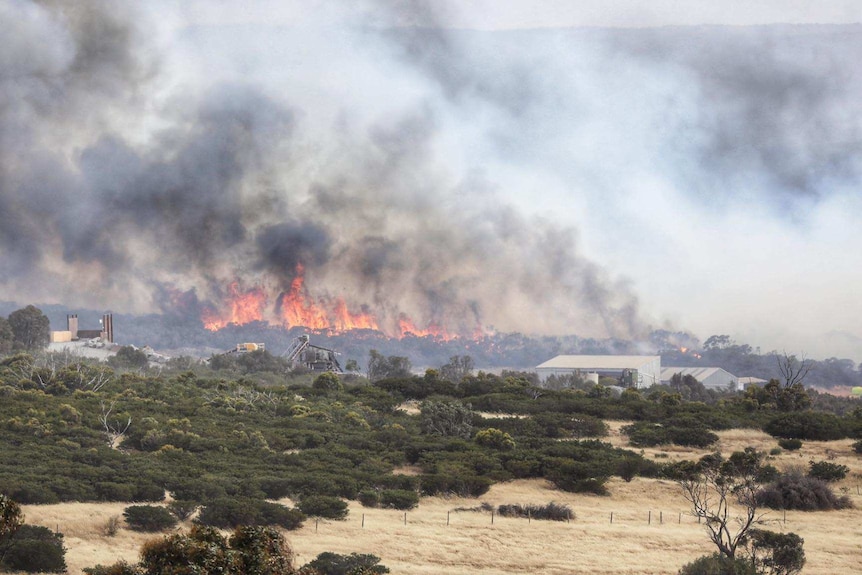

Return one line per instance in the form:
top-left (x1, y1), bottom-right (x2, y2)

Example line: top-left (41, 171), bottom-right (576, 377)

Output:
top-left (0, 493), bottom-right (23, 538)
top-left (769, 447), bottom-right (783, 455)
top-left (84, 562), bottom-right (141, 575)
top-left (196, 498), bottom-right (305, 530)
top-left (358, 489), bottom-right (379, 507)
top-left (379, 489), bottom-right (419, 510)
top-left (419, 474), bottom-right (491, 498)
top-left (298, 495), bottom-right (349, 520)
top-left (496, 502), bottom-right (573, 521)
top-left (616, 457), bottom-right (642, 482)
top-left (678, 553), bottom-right (756, 575)
top-left (475, 428), bottom-right (516, 450)
top-left (545, 460), bottom-right (610, 495)
top-left (757, 471), bottom-right (853, 511)
top-left (303, 552), bottom-right (389, 575)
top-left (0, 524), bottom-right (67, 573)
top-left (808, 460), bottom-right (849, 482)
top-left (312, 372), bottom-right (343, 393)
top-left (755, 464), bottom-right (780, 484)
top-left (778, 438), bottom-right (802, 451)
top-left (853, 439), bottom-right (862, 454)
top-left (123, 505), bottom-right (178, 532)
top-left (167, 500), bottom-right (198, 521)
top-left (744, 529), bottom-right (806, 575)
top-left (764, 412), bottom-right (847, 441)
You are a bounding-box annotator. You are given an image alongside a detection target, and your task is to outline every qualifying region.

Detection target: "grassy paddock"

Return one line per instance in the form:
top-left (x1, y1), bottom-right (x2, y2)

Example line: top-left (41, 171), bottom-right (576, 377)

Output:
top-left (21, 428), bottom-right (862, 575)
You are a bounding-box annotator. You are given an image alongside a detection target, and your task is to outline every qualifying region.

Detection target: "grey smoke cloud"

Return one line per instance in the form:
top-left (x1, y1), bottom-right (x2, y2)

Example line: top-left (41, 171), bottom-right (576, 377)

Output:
top-left (1, 1), bottom-right (861, 356)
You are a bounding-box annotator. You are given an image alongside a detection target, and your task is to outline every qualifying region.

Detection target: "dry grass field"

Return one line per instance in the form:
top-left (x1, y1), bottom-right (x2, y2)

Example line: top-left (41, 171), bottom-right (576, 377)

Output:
top-left (16, 425), bottom-right (862, 575)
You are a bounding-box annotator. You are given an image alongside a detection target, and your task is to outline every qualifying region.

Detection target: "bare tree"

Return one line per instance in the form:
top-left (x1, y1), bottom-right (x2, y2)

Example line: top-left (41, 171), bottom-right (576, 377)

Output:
top-left (100, 400), bottom-right (131, 449)
top-left (677, 451), bottom-right (768, 559)
top-left (776, 351), bottom-right (812, 388)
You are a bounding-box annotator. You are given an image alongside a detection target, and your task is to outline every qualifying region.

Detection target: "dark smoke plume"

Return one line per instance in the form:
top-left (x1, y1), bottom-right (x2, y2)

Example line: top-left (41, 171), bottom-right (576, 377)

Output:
top-left (3, 2), bottom-right (860, 347)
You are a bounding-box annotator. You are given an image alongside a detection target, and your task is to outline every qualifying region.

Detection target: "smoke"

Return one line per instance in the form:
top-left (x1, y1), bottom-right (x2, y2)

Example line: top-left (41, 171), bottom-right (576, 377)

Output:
top-left (2, 1), bottom-right (861, 353)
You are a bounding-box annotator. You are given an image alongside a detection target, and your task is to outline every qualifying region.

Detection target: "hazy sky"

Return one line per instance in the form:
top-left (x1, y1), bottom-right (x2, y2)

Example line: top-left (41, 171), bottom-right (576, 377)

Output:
top-left (3, 1), bottom-right (861, 359)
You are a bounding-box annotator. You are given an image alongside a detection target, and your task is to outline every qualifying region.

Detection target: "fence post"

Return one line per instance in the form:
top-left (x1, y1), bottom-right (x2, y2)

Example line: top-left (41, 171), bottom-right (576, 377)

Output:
top-left (315, 518), bottom-right (319, 533)
top-left (528, 509), bottom-right (531, 524)
top-left (610, 512), bottom-right (613, 524)
top-left (362, 514), bottom-right (365, 528)
top-left (678, 513), bottom-right (681, 524)
top-left (660, 511), bottom-right (663, 524)
top-left (648, 510), bottom-right (651, 525)
top-left (491, 510), bottom-right (494, 524)
top-left (447, 511), bottom-right (450, 526)
top-left (404, 512), bottom-right (407, 525)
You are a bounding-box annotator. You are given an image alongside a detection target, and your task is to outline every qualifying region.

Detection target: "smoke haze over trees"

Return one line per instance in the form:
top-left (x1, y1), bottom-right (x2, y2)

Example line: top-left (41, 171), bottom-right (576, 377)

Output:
top-left (2, 2), bottom-right (861, 360)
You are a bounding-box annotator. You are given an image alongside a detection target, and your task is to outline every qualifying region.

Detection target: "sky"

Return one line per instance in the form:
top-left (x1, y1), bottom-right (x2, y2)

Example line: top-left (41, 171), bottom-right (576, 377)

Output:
top-left (2, 1), bottom-right (861, 359)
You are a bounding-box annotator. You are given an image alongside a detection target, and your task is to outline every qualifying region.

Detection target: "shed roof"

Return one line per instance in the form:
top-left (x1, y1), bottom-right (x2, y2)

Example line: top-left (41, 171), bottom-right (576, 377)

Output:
top-left (661, 367), bottom-right (737, 381)
top-left (536, 355), bottom-right (659, 370)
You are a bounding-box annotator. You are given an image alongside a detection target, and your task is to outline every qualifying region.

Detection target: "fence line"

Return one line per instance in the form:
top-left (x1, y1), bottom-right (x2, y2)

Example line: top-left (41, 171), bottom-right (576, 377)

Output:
top-left (306, 508), bottom-right (791, 532)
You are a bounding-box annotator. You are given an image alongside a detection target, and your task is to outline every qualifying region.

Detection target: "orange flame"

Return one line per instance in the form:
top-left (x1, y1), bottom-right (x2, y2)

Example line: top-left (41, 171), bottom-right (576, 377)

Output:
top-left (332, 299), bottom-right (379, 331)
top-left (202, 282), bottom-right (267, 330)
top-left (201, 265), bottom-right (466, 340)
top-left (398, 315), bottom-right (451, 339)
top-left (279, 265), bottom-right (331, 330)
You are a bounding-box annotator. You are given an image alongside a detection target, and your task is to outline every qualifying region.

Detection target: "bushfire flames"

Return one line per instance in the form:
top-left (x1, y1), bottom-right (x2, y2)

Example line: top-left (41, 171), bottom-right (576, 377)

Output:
top-left (201, 266), bottom-right (459, 340)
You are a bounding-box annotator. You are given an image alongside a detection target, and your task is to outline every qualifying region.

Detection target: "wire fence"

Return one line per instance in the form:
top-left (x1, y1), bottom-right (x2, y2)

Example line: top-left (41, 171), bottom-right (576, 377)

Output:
top-left (304, 506), bottom-right (804, 533)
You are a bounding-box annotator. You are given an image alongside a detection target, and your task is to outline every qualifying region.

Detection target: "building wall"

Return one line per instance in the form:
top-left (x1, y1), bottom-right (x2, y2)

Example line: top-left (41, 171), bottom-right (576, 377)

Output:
top-left (636, 357), bottom-right (662, 389)
top-left (50, 331), bottom-right (72, 343)
top-left (537, 357), bottom-right (661, 390)
top-left (701, 370), bottom-right (738, 391)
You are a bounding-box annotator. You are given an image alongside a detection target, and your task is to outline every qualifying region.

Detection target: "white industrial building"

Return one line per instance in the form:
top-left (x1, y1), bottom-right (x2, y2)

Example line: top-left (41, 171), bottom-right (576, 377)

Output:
top-left (536, 355), bottom-right (661, 389)
top-left (661, 367), bottom-right (739, 391)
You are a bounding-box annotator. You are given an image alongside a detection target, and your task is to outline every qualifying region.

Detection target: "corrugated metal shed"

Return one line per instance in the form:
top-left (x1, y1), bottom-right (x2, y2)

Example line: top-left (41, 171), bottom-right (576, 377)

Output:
top-left (661, 366), bottom-right (739, 391)
top-left (536, 355), bottom-right (661, 389)
top-left (538, 355), bottom-right (660, 369)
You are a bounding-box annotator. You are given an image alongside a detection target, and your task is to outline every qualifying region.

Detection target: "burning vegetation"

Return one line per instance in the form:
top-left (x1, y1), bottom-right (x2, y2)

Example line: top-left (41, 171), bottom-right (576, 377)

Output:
top-left (199, 265), bottom-right (464, 340)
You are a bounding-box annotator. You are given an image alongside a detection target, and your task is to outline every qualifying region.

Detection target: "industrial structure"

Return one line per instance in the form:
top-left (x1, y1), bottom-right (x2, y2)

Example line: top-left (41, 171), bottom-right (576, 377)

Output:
top-left (283, 335), bottom-right (343, 373)
top-left (50, 313), bottom-right (114, 343)
top-left (661, 366), bottom-right (739, 391)
top-left (536, 355), bottom-right (661, 389)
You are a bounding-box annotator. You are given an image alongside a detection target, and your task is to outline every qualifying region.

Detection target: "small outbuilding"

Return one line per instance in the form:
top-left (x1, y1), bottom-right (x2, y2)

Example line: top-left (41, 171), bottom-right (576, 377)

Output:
top-left (536, 355), bottom-right (661, 389)
top-left (661, 367), bottom-right (739, 392)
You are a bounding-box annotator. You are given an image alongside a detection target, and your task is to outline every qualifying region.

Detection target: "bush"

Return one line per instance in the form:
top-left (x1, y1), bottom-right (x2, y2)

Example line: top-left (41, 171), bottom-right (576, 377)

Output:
top-left (167, 500), bottom-right (198, 521)
top-left (100, 516), bottom-right (121, 537)
top-left (808, 460), bottom-right (849, 482)
top-left (778, 438), bottom-right (802, 451)
top-left (0, 524), bottom-right (67, 573)
top-left (123, 505), bottom-right (178, 532)
top-left (545, 460), bottom-right (610, 495)
top-left (678, 553), bottom-right (756, 575)
top-left (757, 471), bottom-right (853, 511)
top-left (419, 474), bottom-right (492, 498)
top-left (764, 412), bottom-right (847, 441)
top-left (312, 372), bottom-right (343, 393)
top-left (475, 428), bottom-right (516, 450)
top-left (0, 493), bottom-right (23, 538)
top-left (496, 502), bottom-right (573, 521)
top-left (744, 529), bottom-right (806, 575)
top-left (196, 498), bottom-right (305, 530)
top-left (304, 552), bottom-right (389, 575)
top-left (298, 495), bottom-right (349, 520)
top-left (379, 489), bottom-right (419, 510)
top-left (854, 439), bottom-right (862, 454)
top-left (84, 562), bottom-right (141, 575)
top-left (358, 489), bottom-right (380, 508)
